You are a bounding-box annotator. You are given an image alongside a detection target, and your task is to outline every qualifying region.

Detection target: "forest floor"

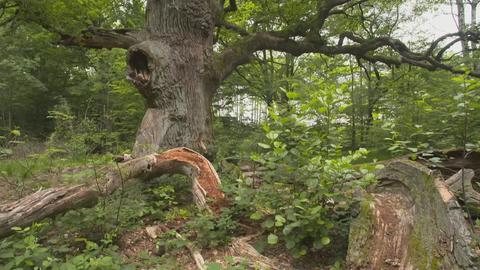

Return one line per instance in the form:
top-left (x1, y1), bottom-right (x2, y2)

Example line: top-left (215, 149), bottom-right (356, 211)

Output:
top-left (1, 147), bottom-right (479, 269)
top-left (0, 150), bottom-right (345, 269)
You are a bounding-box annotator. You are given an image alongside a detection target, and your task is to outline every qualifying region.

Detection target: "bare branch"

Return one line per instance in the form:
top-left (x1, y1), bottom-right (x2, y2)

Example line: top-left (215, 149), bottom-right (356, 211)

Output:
top-left (317, 0), bottom-right (355, 30)
top-left (425, 31), bottom-right (480, 58)
top-left (329, 0), bottom-right (368, 15)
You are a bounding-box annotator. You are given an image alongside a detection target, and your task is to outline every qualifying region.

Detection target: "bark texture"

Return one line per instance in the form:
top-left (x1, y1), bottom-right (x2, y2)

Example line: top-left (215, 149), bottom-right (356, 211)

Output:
top-left (127, 0), bottom-right (218, 157)
top-left (346, 160), bottom-right (479, 270)
top-left (0, 148), bottom-right (224, 238)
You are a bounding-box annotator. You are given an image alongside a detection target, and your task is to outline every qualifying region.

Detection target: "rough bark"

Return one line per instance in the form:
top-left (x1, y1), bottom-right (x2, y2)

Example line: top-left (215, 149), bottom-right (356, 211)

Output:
top-left (57, 28), bottom-right (143, 49)
top-left (346, 160), bottom-right (479, 270)
top-left (444, 169), bottom-right (480, 215)
top-left (0, 148), bottom-right (224, 238)
top-left (126, 0), bottom-right (219, 157)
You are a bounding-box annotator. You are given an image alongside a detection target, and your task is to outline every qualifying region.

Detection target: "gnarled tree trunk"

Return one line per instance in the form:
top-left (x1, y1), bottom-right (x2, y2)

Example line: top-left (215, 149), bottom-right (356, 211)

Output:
top-left (127, 0), bottom-right (219, 157)
top-left (347, 160), bottom-right (479, 269)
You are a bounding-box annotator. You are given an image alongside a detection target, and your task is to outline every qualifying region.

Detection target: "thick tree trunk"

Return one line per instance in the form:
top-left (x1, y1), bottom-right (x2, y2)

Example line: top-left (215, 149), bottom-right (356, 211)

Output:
top-left (347, 160), bottom-right (479, 269)
top-left (0, 148), bottom-right (224, 238)
top-left (127, 0), bottom-right (219, 157)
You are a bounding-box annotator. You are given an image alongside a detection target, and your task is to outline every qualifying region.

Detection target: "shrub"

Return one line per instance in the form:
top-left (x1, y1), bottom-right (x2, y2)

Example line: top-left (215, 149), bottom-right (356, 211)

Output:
top-left (232, 106), bottom-right (379, 257)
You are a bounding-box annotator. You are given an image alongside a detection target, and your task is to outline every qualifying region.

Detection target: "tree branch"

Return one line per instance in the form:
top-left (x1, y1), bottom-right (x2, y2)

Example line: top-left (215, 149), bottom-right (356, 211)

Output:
top-left (29, 16), bottom-right (143, 50)
top-left (216, 30), bottom-right (480, 81)
top-left (57, 28), bottom-right (144, 49)
top-left (317, 0), bottom-right (355, 30)
top-left (216, 19), bottom-right (249, 36)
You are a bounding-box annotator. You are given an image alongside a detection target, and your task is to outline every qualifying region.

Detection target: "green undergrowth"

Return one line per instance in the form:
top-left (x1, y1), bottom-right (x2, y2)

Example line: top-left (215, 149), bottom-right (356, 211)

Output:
top-left (0, 151), bottom-right (114, 201)
top-left (0, 157), bottom-right (240, 270)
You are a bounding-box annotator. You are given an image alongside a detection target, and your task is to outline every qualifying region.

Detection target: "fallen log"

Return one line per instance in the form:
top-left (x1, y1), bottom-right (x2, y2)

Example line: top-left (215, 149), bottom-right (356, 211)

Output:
top-left (444, 169), bottom-right (480, 216)
top-left (346, 160), bottom-right (479, 269)
top-left (0, 147), bottom-right (224, 238)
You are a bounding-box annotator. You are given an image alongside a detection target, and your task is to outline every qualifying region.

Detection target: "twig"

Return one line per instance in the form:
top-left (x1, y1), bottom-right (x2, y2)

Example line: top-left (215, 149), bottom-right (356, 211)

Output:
top-left (175, 232), bottom-right (206, 270)
top-left (114, 162), bottom-right (126, 225)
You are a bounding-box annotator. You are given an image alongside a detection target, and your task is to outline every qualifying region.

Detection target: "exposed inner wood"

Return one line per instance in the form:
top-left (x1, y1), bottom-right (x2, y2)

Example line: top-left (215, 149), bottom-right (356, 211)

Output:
top-left (346, 160), bottom-right (479, 270)
top-left (369, 190), bottom-right (414, 269)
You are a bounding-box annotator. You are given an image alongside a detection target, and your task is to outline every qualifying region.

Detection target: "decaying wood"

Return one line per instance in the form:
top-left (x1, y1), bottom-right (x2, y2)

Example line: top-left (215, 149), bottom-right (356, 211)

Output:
top-left (445, 168), bottom-right (475, 186)
top-left (144, 224), bottom-right (206, 270)
top-left (346, 160), bottom-right (479, 270)
top-left (175, 232), bottom-right (207, 270)
top-left (445, 169), bottom-right (480, 211)
top-left (0, 148), bottom-right (224, 238)
top-left (229, 235), bottom-right (286, 270)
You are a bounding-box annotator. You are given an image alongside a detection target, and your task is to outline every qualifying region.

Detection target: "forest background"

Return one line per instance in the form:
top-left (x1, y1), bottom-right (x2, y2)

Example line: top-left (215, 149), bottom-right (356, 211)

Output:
top-left (0, 0), bottom-right (480, 269)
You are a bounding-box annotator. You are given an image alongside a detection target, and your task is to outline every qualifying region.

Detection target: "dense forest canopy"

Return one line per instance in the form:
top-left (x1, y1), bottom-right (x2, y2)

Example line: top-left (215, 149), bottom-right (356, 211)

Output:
top-left (0, 0), bottom-right (480, 269)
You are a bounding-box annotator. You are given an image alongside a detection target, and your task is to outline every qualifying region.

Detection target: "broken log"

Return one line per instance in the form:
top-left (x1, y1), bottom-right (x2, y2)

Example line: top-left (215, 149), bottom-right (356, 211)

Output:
top-left (0, 147), bottom-right (224, 238)
top-left (229, 235), bottom-right (284, 270)
top-left (346, 160), bottom-right (479, 270)
top-left (445, 169), bottom-right (480, 216)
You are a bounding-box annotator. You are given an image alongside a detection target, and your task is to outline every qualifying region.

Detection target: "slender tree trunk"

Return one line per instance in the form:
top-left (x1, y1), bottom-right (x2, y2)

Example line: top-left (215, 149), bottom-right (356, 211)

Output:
top-left (471, 1), bottom-right (479, 69)
top-left (456, 0), bottom-right (470, 58)
top-left (127, 0), bottom-right (219, 157)
top-left (350, 58), bottom-right (357, 151)
top-left (471, 1), bottom-right (478, 49)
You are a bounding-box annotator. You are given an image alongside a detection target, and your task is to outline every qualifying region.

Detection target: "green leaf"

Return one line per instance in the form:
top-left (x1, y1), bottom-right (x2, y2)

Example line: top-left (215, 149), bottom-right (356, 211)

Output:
top-left (266, 131), bottom-right (279, 140)
top-left (282, 221), bottom-right (301, 235)
top-left (275, 215), bottom-right (286, 227)
top-left (321, 236), bottom-right (330, 245)
top-left (262, 219), bottom-right (274, 229)
top-left (273, 141), bottom-right (283, 148)
top-left (286, 91), bottom-right (299, 99)
top-left (306, 178), bottom-right (318, 189)
top-left (250, 211), bottom-right (263, 220)
top-left (310, 206), bottom-right (322, 215)
top-left (267, 234), bottom-right (278, 245)
top-left (285, 238), bottom-right (296, 249)
top-left (258, 143), bottom-right (271, 149)
top-left (10, 130), bottom-right (21, 136)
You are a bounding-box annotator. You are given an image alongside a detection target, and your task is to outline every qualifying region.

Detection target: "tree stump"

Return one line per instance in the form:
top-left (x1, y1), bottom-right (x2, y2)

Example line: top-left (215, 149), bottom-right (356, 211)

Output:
top-left (347, 160), bottom-right (479, 269)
